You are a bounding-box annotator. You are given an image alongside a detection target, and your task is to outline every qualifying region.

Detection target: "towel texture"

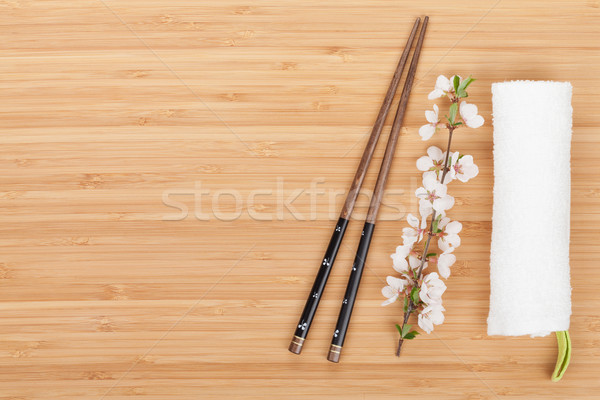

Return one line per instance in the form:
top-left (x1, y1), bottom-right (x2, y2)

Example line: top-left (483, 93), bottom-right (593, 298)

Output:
top-left (488, 81), bottom-right (572, 337)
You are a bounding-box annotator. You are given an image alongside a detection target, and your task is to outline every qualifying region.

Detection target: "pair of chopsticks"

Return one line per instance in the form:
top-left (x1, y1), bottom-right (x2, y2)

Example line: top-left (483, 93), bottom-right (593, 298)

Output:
top-left (289, 16), bottom-right (428, 362)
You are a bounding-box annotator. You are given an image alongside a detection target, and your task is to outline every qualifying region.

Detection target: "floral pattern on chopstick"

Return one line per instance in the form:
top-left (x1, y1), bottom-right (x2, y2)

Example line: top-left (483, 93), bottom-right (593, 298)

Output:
top-left (381, 75), bottom-right (484, 356)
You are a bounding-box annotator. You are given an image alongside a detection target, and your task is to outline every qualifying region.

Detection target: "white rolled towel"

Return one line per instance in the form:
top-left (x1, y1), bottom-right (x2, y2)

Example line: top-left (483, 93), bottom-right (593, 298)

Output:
top-left (488, 81), bottom-right (572, 337)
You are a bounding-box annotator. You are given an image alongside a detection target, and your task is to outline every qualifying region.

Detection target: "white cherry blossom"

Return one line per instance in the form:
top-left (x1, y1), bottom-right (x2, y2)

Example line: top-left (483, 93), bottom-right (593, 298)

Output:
top-left (418, 104), bottom-right (440, 140)
top-left (416, 172), bottom-right (455, 214)
top-left (419, 272), bottom-right (447, 304)
top-left (409, 254), bottom-right (427, 272)
top-left (428, 74), bottom-right (463, 100)
top-left (419, 197), bottom-right (434, 219)
top-left (416, 146), bottom-right (445, 174)
top-left (402, 213), bottom-right (427, 245)
top-left (418, 303), bottom-right (446, 334)
top-left (391, 243), bottom-right (412, 274)
top-left (381, 276), bottom-right (409, 306)
top-left (417, 147), bottom-right (454, 184)
top-left (438, 217), bottom-right (462, 253)
top-left (428, 75), bottom-right (451, 99)
top-left (459, 101), bottom-right (484, 128)
top-left (437, 252), bottom-right (457, 279)
top-left (449, 152), bottom-right (479, 183)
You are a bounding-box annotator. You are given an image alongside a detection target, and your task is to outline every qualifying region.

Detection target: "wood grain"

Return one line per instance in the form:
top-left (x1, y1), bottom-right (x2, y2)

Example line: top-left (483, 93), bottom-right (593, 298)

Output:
top-left (1, 1), bottom-right (599, 399)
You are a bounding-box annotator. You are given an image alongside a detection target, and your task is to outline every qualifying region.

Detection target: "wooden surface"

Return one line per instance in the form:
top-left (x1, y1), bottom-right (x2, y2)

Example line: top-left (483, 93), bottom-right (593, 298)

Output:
top-left (1, 1), bottom-right (599, 399)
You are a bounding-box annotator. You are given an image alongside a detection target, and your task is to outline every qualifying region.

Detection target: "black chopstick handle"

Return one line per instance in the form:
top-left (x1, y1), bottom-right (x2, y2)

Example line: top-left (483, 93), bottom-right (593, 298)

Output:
top-left (288, 217), bottom-right (350, 354)
top-left (327, 221), bottom-right (375, 363)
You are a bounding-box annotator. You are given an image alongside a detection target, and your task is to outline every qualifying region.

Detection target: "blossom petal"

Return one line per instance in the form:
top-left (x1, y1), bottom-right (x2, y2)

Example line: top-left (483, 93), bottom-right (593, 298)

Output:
top-left (419, 282), bottom-right (431, 303)
top-left (445, 221), bottom-right (463, 234)
top-left (418, 313), bottom-right (434, 333)
top-left (439, 235), bottom-right (461, 253)
top-left (423, 172), bottom-right (438, 190)
top-left (402, 234), bottom-right (418, 247)
top-left (387, 275), bottom-right (407, 291)
top-left (460, 154), bottom-right (473, 166)
top-left (459, 101), bottom-right (478, 119)
top-left (419, 124), bottom-right (436, 140)
top-left (381, 295), bottom-right (399, 306)
top-left (396, 244), bottom-right (412, 257)
top-left (428, 308), bottom-right (445, 325)
top-left (450, 151), bottom-right (460, 166)
top-left (416, 155), bottom-right (434, 171)
top-left (428, 88), bottom-right (444, 100)
top-left (437, 263), bottom-right (450, 279)
top-left (392, 254), bottom-right (409, 273)
top-left (460, 101), bottom-right (484, 128)
top-left (439, 253), bottom-right (457, 268)
top-left (381, 285), bottom-right (396, 299)
top-left (460, 164), bottom-right (479, 182)
top-left (425, 108), bottom-right (438, 124)
top-left (406, 213), bottom-right (420, 228)
top-left (449, 234), bottom-right (462, 248)
top-left (433, 195), bottom-right (455, 213)
top-left (422, 170), bottom-right (438, 185)
top-left (425, 271), bottom-right (440, 281)
top-left (419, 215), bottom-right (428, 229)
top-left (419, 199), bottom-right (433, 218)
top-left (435, 75), bottom-right (452, 92)
top-left (408, 255), bottom-right (421, 270)
top-left (433, 182), bottom-right (447, 197)
top-left (466, 114), bottom-right (484, 128)
top-left (437, 253), bottom-right (456, 279)
top-left (415, 187), bottom-right (428, 199)
top-left (438, 239), bottom-right (453, 253)
top-left (427, 146), bottom-right (443, 161)
top-left (439, 217), bottom-right (451, 229)
top-left (402, 226), bottom-right (416, 237)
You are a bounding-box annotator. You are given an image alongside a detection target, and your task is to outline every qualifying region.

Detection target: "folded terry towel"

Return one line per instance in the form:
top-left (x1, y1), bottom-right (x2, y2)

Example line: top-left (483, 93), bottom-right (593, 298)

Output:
top-left (488, 81), bottom-right (572, 337)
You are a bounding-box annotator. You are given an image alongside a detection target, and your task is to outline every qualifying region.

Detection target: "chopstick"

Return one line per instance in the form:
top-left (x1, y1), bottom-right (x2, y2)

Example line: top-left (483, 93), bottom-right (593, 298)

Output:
top-left (288, 17), bottom-right (422, 355)
top-left (327, 16), bottom-right (429, 363)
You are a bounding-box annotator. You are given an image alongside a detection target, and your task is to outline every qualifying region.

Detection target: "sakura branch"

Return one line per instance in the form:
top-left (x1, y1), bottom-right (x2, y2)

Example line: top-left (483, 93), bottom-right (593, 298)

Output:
top-left (381, 75), bottom-right (484, 356)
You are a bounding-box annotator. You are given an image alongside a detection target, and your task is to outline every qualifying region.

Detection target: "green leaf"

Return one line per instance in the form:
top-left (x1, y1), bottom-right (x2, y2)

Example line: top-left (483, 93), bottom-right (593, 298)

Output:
top-left (403, 296), bottom-right (409, 313)
top-left (403, 331), bottom-right (420, 340)
top-left (426, 252), bottom-right (437, 258)
top-left (458, 76), bottom-right (475, 91)
top-left (452, 75), bottom-right (460, 93)
top-left (401, 324), bottom-right (412, 338)
top-left (448, 103), bottom-right (458, 124)
top-left (457, 76), bottom-right (475, 98)
top-left (432, 214), bottom-right (443, 234)
top-left (395, 323), bottom-right (403, 336)
top-left (410, 286), bottom-right (420, 305)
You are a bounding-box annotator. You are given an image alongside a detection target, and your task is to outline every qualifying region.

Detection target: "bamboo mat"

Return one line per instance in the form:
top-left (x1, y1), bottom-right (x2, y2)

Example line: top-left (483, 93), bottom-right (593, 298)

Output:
top-left (1, 1), bottom-right (599, 399)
